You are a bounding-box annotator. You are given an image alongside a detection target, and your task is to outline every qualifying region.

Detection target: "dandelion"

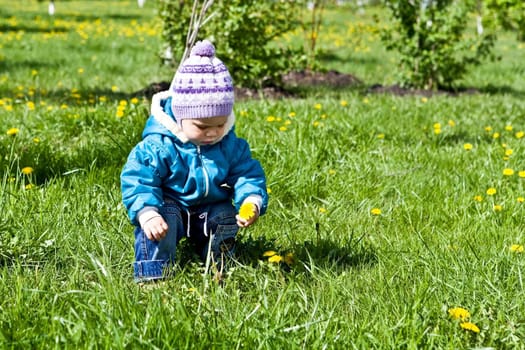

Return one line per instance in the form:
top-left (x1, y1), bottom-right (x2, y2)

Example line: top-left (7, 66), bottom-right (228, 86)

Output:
top-left (31, 69), bottom-right (38, 76)
top-left (421, 97), bottom-right (428, 103)
top-left (486, 188), bottom-right (497, 196)
top-left (33, 137), bottom-right (40, 144)
top-left (279, 126), bottom-right (287, 132)
top-left (460, 322), bottom-right (480, 333)
top-left (505, 125), bottom-right (513, 131)
top-left (26, 101), bottom-right (35, 110)
top-left (6, 127), bottom-right (19, 136)
top-left (340, 100), bottom-right (348, 107)
top-left (284, 252), bottom-right (294, 265)
top-left (239, 202), bottom-right (256, 220)
top-left (448, 120), bottom-right (456, 127)
top-left (25, 184), bottom-right (35, 190)
top-left (448, 307), bottom-right (470, 321)
top-left (510, 244), bottom-right (524, 253)
top-left (319, 207), bottom-right (327, 214)
top-left (516, 131), bottom-right (524, 139)
top-left (505, 149), bottom-right (513, 156)
top-left (463, 143), bottom-right (473, 151)
top-left (314, 103), bottom-right (322, 110)
top-left (268, 254), bottom-right (283, 263)
top-left (473, 195), bottom-right (483, 202)
top-left (518, 197), bottom-right (524, 203)
top-left (493, 132), bottom-right (500, 139)
top-left (116, 110), bottom-right (124, 118)
top-left (288, 111), bottom-right (296, 118)
top-left (377, 133), bottom-right (385, 139)
top-left (328, 169), bottom-right (336, 175)
top-left (519, 171), bottom-right (525, 178)
top-left (493, 204), bottom-right (503, 212)
top-left (484, 126), bottom-right (492, 132)
top-left (77, 68), bottom-right (84, 74)
top-left (503, 168), bottom-right (514, 176)
top-left (111, 85), bottom-right (119, 92)
top-left (371, 208), bottom-right (381, 215)
top-left (434, 128), bottom-right (441, 135)
top-left (362, 98), bottom-right (369, 104)
top-left (21, 167), bottom-right (34, 175)
top-left (262, 250), bottom-right (277, 257)
top-left (99, 96), bottom-right (107, 103)
top-left (266, 116), bottom-right (276, 122)
top-left (119, 100), bottom-right (128, 106)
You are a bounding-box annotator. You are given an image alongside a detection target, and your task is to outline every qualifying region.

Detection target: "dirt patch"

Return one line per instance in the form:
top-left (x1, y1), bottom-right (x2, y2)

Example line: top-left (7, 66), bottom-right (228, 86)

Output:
top-left (133, 70), bottom-right (477, 100)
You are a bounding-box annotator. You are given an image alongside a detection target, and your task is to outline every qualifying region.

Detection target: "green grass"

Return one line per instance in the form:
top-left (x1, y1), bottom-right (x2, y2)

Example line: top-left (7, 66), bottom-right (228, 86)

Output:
top-left (1, 1), bottom-right (525, 348)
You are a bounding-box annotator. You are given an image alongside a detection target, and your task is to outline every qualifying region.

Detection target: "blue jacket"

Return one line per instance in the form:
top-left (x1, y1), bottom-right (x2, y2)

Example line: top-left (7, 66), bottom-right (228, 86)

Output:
top-left (121, 92), bottom-right (268, 225)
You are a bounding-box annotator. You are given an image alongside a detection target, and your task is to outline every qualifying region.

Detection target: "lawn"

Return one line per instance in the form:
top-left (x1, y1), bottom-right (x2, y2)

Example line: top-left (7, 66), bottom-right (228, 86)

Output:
top-left (1, 0), bottom-right (525, 348)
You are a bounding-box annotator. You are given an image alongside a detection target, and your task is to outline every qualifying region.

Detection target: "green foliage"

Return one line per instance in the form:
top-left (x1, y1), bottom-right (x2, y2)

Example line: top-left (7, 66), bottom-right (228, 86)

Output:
top-left (158, 0), bottom-right (307, 88)
top-left (381, 0), bottom-right (496, 90)
top-left (486, 0), bottom-right (525, 41)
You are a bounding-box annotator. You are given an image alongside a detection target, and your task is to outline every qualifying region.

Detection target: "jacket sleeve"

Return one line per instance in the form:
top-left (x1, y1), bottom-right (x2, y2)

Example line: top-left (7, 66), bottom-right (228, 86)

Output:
top-left (228, 136), bottom-right (269, 215)
top-left (120, 137), bottom-right (170, 225)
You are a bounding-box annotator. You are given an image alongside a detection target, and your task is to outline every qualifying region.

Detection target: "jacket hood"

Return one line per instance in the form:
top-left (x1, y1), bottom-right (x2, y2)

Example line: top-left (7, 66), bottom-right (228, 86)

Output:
top-left (145, 90), bottom-right (235, 144)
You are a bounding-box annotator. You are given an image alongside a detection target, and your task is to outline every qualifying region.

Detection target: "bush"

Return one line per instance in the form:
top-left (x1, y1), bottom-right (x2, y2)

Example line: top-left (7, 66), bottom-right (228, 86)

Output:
top-left (158, 0), bottom-right (307, 89)
top-left (380, 0), bottom-right (496, 90)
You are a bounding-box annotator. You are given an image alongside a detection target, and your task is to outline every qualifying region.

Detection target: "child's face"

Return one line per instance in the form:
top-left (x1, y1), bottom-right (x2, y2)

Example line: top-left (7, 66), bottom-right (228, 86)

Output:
top-left (180, 116), bottom-right (228, 145)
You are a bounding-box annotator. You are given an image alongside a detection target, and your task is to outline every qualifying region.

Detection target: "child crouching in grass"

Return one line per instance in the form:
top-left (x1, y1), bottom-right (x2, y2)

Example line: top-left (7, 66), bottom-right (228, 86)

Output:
top-left (121, 40), bottom-right (268, 282)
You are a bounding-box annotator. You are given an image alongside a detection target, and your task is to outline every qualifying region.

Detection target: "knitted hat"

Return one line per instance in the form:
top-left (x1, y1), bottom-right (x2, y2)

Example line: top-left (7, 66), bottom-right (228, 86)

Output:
top-left (170, 40), bottom-right (234, 120)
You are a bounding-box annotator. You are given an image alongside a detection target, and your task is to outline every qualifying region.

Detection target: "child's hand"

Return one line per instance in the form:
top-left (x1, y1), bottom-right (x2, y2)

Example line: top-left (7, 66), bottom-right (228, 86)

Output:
top-left (236, 202), bottom-right (259, 228)
top-left (142, 216), bottom-right (169, 241)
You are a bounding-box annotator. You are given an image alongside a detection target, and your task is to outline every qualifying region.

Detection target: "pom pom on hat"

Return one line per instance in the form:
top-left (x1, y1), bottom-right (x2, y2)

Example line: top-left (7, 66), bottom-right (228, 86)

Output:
top-left (170, 40), bottom-right (234, 121)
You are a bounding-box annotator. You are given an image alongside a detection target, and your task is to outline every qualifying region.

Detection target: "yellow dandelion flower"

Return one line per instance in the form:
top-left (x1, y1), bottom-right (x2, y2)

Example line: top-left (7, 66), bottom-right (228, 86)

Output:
top-left (313, 121), bottom-right (321, 127)
top-left (116, 110), bottom-right (125, 118)
top-left (314, 103), bottom-right (322, 110)
top-left (77, 68), bottom-right (84, 74)
top-left (473, 195), bottom-right (483, 202)
top-left (493, 204), bottom-right (503, 212)
top-left (99, 96), bottom-right (107, 102)
top-left (448, 120), bottom-right (456, 127)
top-left (268, 254), bottom-right (283, 263)
top-left (363, 98), bottom-right (369, 104)
top-left (239, 202), bottom-right (256, 220)
top-left (377, 133), bottom-right (385, 139)
top-left (267, 187), bottom-right (272, 194)
top-left (510, 244), bottom-right (524, 253)
top-left (433, 123), bottom-right (441, 129)
top-left (33, 137), bottom-right (40, 143)
top-left (284, 252), bottom-right (294, 265)
top-left (516, 131), bottom-right (524, 139)
top-left (4, 105), bottom-right (13, 112)
top-left (434, 128), bottom-right (441, 135)
top-left (279, 126), bottom-right (287, 131)
top-left (262, 250), bottom-right (277, 257)
top-left (31, 69), bottom-right (38, 76)
top-left (421, 97), bottom-right (428, 103)
top-left (505, 125), bottom-right (513, 131)
top-left (517, 197), bottom-right (524, 203)
top-left (6, 127), bottom-right (19, 136)
top-left (25, 184), bottom-right (35, 190)
top-left (371, 208), bottom-right (381, 215)
top-left (463, 143), bottom-right (473, 151)
top-left (486, 188), bottom-right (497, 196)
top-left (519, 171), bottom-right (525, 178)
top-left (448, 307), bottom-right (470, 321)
top-left (340, 100), bottom-right (348, 107)
top-left (111, 85), bottom-right (119, 92)
top-left (60, 104), bottom-right (68, 109)
top-left (21, 167), bottom-right (34, 175)
top-left (460, 322), bottom-right (480, 333)
top-left (328, 169), bottom-right (336, 175)
top-left (119, 100), bottom-right (128, 106)
top-left (493, 132), bottom-right (500, 139)
top-left (288, 111), bottom-right (296, 117)
top-left (319, 207), bottom-right (327, 214)
top-left (505, 149), bottom-right (513, 156)
top-left (130, 97), bottom-right (139, 104)
top-left (503, 168), bottom-right (514, 176)
top-left (266, 116), bottom-right (276, 122)
top-left (484, 126), bottom-right (492, 132)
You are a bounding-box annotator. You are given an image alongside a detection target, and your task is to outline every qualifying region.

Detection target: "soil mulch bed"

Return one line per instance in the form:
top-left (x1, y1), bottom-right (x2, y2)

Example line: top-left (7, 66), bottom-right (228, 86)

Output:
top-left (133, 69), bottom-right (477, 100)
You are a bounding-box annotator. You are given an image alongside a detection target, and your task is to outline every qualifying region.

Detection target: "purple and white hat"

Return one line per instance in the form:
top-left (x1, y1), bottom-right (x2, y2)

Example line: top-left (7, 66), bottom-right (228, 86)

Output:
top-left (170, 40), bottom-right (234, 120)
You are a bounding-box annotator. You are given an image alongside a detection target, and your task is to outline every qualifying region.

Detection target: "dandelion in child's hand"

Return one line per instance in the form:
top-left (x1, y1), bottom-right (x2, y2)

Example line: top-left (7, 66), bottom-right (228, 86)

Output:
top-left (510, 244), bottom-right (524, 253)
top-left (463, 143), bottom-right (473, 151)
top-left (503, 168), bottom-right (514, 176)
top-left (486, 188), bottom-right (497, 196)
top-left (239, 202), bottom-right (256, 220)
top-left (21, 167), bottom-right (34, 175)
top-left (448, 307), bottom-right (470, 321)
top-left (460, 322), bottom-right (480, 333)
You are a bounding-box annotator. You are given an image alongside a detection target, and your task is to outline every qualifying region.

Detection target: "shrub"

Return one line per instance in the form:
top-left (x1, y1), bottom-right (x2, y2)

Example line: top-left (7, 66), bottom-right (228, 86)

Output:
top-left (158, 0), bottom-right (307, 89)
top-left (380, 0), bottom-right (496, 90)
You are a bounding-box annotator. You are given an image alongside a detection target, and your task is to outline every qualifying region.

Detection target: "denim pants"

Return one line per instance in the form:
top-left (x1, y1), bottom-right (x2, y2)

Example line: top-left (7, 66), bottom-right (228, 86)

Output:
top-left (133, 201), bottom-right (238, 282)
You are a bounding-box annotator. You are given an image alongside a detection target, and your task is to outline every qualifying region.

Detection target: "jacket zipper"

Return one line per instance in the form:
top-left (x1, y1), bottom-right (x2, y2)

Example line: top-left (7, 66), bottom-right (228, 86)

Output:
top-left (197, 145), bottom-right (209, 198)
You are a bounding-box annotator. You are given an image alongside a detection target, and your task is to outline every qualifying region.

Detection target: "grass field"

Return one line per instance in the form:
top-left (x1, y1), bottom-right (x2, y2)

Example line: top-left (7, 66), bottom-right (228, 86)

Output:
top-left (1, 0), bottom-right (525, 348)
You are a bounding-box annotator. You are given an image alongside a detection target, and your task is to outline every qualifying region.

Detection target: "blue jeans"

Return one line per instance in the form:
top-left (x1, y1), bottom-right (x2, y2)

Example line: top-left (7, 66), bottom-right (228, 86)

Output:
top-left (133, 201), bottom-right (238, 282)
